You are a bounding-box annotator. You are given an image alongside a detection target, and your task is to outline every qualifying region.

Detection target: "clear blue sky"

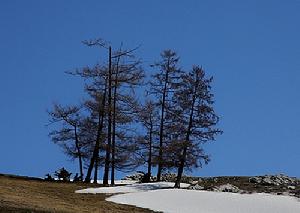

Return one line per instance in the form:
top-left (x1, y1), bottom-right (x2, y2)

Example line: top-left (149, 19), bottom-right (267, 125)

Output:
top-left (0, 0), bottom-right (300, 178)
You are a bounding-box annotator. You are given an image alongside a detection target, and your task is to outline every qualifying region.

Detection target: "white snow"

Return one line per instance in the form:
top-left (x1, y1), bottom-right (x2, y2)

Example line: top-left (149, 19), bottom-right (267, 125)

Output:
top-left (107, 189), bottom-right (300, 213)
top-left (76, 181), bottom-right (300, 212)
top-left (76, 182), bottom-right (189, 194)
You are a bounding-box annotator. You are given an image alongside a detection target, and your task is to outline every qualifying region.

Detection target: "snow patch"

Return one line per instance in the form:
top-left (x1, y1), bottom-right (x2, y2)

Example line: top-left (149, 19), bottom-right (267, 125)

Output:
top-left (107, 189), bottom-right (300, 213)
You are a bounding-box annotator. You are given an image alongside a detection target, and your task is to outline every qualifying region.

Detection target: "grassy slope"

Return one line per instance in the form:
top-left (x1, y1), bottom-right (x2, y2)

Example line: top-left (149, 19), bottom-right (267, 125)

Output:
top-left (0, 174), bottom-right (153, 213)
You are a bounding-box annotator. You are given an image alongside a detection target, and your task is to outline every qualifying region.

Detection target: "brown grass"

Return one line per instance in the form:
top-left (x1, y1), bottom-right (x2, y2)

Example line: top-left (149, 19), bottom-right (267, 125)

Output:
top-left (0, 174), bottom-right (154, 213)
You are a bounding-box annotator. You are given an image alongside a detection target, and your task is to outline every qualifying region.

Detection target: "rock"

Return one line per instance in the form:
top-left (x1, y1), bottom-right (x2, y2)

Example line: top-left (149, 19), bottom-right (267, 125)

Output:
top-left (191, 180), bottom-right (199, 185)
top-left (161, 173), bottom-right (177, 182)
top-left (288, 186), bottom-right (296, 190)
top-left (249, 174), bottom-right (297, 186)
top-left (213, 184), bottom-right (240, 193)
top-left (122, 172), bottom-right (198, 183)
top-left (262, 176), bottom-right (276, 185)
top-left (189, 184), bottom-right (204, 190)
top-left (122, 171), bottom-right (146, 182)
top-left (249, 177), bottom-right (261, 184)
top-left (150, 176), bottom-right (157, 182)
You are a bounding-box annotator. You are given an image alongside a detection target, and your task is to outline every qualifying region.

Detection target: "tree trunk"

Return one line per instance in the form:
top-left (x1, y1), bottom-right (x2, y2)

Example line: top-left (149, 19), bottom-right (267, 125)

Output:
top-left (103, 46), bottom-right (112, 186)
top-left (74, 126), bottom-right (84, 181)
top-left (93, 157), bottom-right (98, 184)
top-left (174, 146), bottom-right (187, 188)
top-left (157, 59), bottom-right (170, 181)
top-left (147, 117), bottom-right (153, 182)
top-left (111, 56), bottom-right (120, 186)
top-left (84, 84), bottom-right (107, 183)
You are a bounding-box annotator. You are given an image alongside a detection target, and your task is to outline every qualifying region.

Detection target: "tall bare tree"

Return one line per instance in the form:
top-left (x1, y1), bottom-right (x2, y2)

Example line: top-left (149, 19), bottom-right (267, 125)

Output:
top-left (149, 50), bottom-right (182, 181)
top-left (110, 47), bottom-right (144, 185)
top-left (172, 66), bottom-right (222, 188)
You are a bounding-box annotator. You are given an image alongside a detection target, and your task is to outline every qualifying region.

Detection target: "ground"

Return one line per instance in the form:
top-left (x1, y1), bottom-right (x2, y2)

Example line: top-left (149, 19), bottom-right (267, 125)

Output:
top-left (0, 174), bottom-right (154, 213)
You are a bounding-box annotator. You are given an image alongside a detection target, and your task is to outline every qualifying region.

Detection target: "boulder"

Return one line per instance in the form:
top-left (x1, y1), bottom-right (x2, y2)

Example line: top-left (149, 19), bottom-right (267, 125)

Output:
top-left (213, 184), bottom-right (241, 193)
top-left (288, 185), bottom-right (296, 190)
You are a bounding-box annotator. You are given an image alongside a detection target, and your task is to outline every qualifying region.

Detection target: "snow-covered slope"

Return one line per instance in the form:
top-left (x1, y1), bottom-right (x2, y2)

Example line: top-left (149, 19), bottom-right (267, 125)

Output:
top-left (76, 181), bottom-right (300, 212)
top-left (107, 189), bottom-right (300, 213)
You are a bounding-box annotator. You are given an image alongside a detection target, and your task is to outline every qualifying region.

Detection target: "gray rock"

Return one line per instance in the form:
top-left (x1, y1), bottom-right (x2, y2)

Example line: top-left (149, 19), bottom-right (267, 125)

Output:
top-left (249, 177), bottom-right (261, 184)
top-left (191, 180), bottom-right (199, 185)
top-left (189, 184), bottom-right (205, 190)
top-left (213, 184), bottom-right (241, 193)
top-left (262, 176), bottom-right (276, 185)
top-left (249, 174), bottom-right (297, 186)
top-left (122, 172), bottom-right (145, 181)
top-left (288, 185), bottom-right (296, 190)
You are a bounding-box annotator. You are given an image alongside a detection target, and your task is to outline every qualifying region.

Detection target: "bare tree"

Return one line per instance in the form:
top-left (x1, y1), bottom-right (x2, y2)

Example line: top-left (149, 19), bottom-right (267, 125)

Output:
top-left (75, 39), bottom-right (144, 185)
top-left (85, 82), bottom-right (107, 183)
top-left (110, 47), bottom-right (144, 185)
top-left (172, 66), bottom-right (222, 188)
top-left (136, 99), bottom-right (159, 182)
top-left (48, 104), bottom-right (85, 180)
top-left (48, 40), bottom-right (222, 187)
top-left (149, 50), bottom-right (182, 181)
top-left (68, 63), bottom-right (109, 183)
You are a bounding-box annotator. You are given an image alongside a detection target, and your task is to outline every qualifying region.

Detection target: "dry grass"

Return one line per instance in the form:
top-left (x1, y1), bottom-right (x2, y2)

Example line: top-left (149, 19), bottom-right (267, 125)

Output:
top-left (0, 174), bottom-right (154, 213)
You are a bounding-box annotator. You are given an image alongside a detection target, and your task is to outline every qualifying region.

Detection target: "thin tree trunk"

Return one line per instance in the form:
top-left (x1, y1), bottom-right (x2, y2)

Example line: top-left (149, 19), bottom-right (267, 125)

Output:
top-left (84, 84), bottom-right (107, 183)
top-left (93, 85), bottom-right (108, 184)
top-left (74, 126), bottom-right (84, 181)
top-left (103, 46), bottom-right (112, 186)
top-left (147, 116), bottom-right (153, 182)
top-left (157, 59), bottom-right (170, 181)
top-left (111, 56), bottom-right (120, 186)
top-left (94, 157), bottom-right (98, 183)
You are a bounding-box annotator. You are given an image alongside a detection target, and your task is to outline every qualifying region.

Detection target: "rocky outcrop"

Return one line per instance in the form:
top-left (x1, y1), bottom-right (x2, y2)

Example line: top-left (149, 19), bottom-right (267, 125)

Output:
top-left (122, 172), bottom-right (200, 183)
top-left (188, 182), bottom-right (242, 193)
top-left (249, 174), bottom-right (297, 186)
top-left (122, 171), bottom-right (157, 182)
top-left (213, 184), bottom-right (241, 193)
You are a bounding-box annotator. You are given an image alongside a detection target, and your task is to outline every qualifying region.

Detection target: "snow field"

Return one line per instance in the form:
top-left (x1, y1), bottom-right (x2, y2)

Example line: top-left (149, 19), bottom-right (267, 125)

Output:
top-left (76, 181), bottom-right (300, 213)
top-left (107, 189), bottom-right (300, 213)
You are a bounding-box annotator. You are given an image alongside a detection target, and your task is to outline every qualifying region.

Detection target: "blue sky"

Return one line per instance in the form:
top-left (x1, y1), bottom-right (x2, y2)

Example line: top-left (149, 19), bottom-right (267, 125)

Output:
top-left (0, 0), bottom-right (300, 178)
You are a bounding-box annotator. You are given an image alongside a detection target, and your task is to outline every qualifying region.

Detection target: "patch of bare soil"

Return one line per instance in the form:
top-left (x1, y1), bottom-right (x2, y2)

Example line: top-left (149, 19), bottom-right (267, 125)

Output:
top-left (0, 174), bottom-right (154, 213)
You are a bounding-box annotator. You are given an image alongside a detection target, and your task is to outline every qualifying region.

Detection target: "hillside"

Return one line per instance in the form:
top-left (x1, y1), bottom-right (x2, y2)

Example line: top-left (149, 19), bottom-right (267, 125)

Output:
top-left (0, 174), bottom-right (153, 213)
top-left (1, 173), bottom-right (300, 213)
